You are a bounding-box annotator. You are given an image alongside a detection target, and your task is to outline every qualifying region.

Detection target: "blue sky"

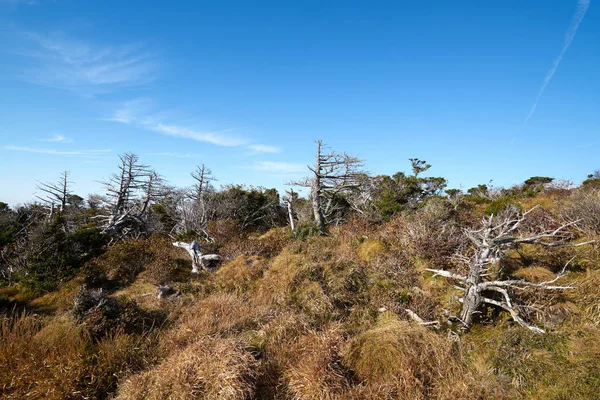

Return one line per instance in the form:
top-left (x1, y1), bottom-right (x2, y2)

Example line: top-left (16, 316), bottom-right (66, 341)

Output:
top-left (0, 0), bottom-right (598, 205)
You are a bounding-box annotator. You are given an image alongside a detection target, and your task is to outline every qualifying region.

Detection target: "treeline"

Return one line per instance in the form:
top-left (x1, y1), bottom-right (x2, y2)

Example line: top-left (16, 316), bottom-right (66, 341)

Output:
top-left (0, 141), bottom-right (599, 294)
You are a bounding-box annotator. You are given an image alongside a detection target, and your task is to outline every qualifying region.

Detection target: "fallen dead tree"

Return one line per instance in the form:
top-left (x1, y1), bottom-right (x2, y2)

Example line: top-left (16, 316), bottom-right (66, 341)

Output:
top-left (427, 205), bottom-right (593, 333)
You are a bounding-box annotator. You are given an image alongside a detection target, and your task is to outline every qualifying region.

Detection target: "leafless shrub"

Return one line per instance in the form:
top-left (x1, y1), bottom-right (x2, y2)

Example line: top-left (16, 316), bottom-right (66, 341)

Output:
top-left (402, 199), bottom-right (467, 269)
top-left (73, 286), bottom-right (144, 338)
top-left (562, 187), bottom-right (600, 236)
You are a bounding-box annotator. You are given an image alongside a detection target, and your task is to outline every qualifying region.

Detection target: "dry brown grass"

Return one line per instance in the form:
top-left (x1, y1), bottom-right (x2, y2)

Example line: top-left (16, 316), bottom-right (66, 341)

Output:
top-left (357, 239), bottom-right (386, 262)
top-left (5, 190), bottom-right (600, 399)
top-left (377, 202), bottom-right (466, 271)
top-left (116, 337), bottom-right (258, 400)
top-left (342, 312), bottom-right (460, 399)
top-left (292, 280), bottom-right (335, 321)
top-left (254, 248), bottom-right (312, 308)
top-left (0, 311), bottom-right (157, 399)
top-left (0, 313), bottom-right (87, 399)
top-left (249, 311), bottom-right (314, 398)
top-left (283, 326), bottom-right (349, 400)
top-left (160, 293), bottom-right (263, 350)
top-left (143, 235), bottom-right (185, 285)
top-left (215, 255), bottom-right (266, 294)
top-left (572, 269), bottom-right (600, 326)
top-left (28, 276), bottom-right (84, 313)
top-left (513, 266), bottom-right (557, 283)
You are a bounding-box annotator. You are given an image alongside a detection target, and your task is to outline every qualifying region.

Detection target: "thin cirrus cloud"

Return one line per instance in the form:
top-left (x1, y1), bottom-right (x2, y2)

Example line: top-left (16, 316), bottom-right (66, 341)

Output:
top-left (252, 161), bottom-right (306, 174)
top-left (525, 0), bottom-right (590, 123)
top-left (39, 134), bottom-right (72, 143)
top-left (107, 100), bottom-right (250, 148)
top-left (15, 31), bottom-right (157, 94)
top-left (5, 145), bottom-right (111, 158)
top-left (248, 144), bottom-right (281, 154)
top-left (152, 123), bottom-right (246, 147)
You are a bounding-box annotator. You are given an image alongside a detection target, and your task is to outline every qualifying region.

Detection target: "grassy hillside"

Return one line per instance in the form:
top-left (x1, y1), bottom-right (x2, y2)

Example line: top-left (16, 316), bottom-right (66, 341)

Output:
top-left (1, 190), bottom-right (600, 399)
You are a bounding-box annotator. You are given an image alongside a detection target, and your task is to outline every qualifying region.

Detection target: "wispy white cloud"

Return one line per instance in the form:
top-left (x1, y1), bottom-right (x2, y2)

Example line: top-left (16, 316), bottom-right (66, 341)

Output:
top-left (5, 145), bottom-right (111, 157)
top-left (248, 144), bottom-right (281, 154)
top-left (153, 123), bottom-right (246, 147)
top-left (525, 0), bottom-right (590, 123)
top-left (252, 161), bottom-right (306, 174)
top-left (39, 134), bottom-right (72, 143)
top-left (108, 100), bottom-right (247, 147)
top-left (104, 98), bottom-right (156, 124)
top-left (16, 32), bottom-right (157, 94)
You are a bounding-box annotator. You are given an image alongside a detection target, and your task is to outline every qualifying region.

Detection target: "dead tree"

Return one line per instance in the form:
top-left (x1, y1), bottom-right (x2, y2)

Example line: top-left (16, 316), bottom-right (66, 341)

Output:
top-left (169, 165), bottom-right (217, 241)
top-left (347, 173), bottom-right (379, 220)
top-left (172, 240), bottom-right (221, 273)
top-left (292, 140), bottom-right (363, 233)
top-left (189, 165), bottom-right (216, 240)
top-left (427, 205), bottom-right (593, 333)
top-left (191, 165), bottom-right (217, 201)
top-left (96, 153), bottom-right (158, 238)
top-left (36, 171), bottom-right (71, 219)
top-left (284, 189), bottom-right (297, 234)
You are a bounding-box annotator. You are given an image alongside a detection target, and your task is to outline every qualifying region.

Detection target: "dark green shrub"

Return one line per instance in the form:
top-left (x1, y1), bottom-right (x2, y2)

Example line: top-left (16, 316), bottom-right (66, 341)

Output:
top-left (294, 221), bottom-right (322, 240)
top-left (485, 197), bottom-right (519, 216)
top-left (89, 239), bottom-right (155, 285)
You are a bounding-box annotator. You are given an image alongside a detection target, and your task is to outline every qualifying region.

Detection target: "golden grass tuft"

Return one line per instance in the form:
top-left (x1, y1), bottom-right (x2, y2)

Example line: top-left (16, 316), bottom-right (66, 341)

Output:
top-left (283, 326), bottom-right (349, 400)
top-left (0, 284), bottom-right (37, 305)
top-left (116, 337), bottom-right (258, 400)
top-left (0, 311), bottom-right (158, 399)
top-left (358, 239), bottom-right (387, 262)
top-left (215, 255), bottom-right (266, 294)
top-left (292, 280), bottom-right (334, 321)
top-left (161, 293), bottom-right (262, 350)
top-left (28, 276), bottom-right (84, 313)
top-left (572, 269), bottom-right (600, 326)
top-left (254, 248), bottom-right (312, 307)
top-left (343, 312), bottom-right (458, 398)
top-left (513, 266), bottom-right (557, 283)
top-left (0, 313), bottom-right (88, 399)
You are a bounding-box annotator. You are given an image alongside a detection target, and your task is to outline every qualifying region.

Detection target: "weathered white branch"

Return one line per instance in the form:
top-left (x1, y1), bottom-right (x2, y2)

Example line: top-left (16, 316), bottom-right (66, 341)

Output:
top-left (481, 296), bottom-right (545, 334)
top-left (173, 241), bottom-right (220, 273)
top-left (429, 206), bottom-right (589, 333)
top-left (405, 309), bottom-right (441, 328)
top-left (425, 268), bottom-right (467, 282)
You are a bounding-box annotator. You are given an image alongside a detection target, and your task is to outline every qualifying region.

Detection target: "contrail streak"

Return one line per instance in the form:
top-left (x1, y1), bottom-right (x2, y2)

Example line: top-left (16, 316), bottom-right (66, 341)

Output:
top-left (525, 0), bottom-right (590, 123)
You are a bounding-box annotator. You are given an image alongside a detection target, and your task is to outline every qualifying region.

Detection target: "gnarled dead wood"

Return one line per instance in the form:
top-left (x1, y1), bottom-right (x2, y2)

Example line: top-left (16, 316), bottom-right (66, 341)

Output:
top-left (172, 241), bottom-right (221, 273)
top-left (428, 206), bottom-right (594, 333)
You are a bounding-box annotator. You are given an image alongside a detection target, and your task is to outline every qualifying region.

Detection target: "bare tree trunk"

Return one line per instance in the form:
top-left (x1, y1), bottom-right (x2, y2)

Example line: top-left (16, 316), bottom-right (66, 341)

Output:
top-left (285, 189), bottom-right (296, 233)
top-left (311, 141), bottom-right (326, 233)
top-left (172, 241), bottom-right (221, 273)
top-left (312, 182), bottom-right (325, 233)
top-left (48, 203), bottom-right (55, 222)
top-left (459, 246), bottom-right (492, 325)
